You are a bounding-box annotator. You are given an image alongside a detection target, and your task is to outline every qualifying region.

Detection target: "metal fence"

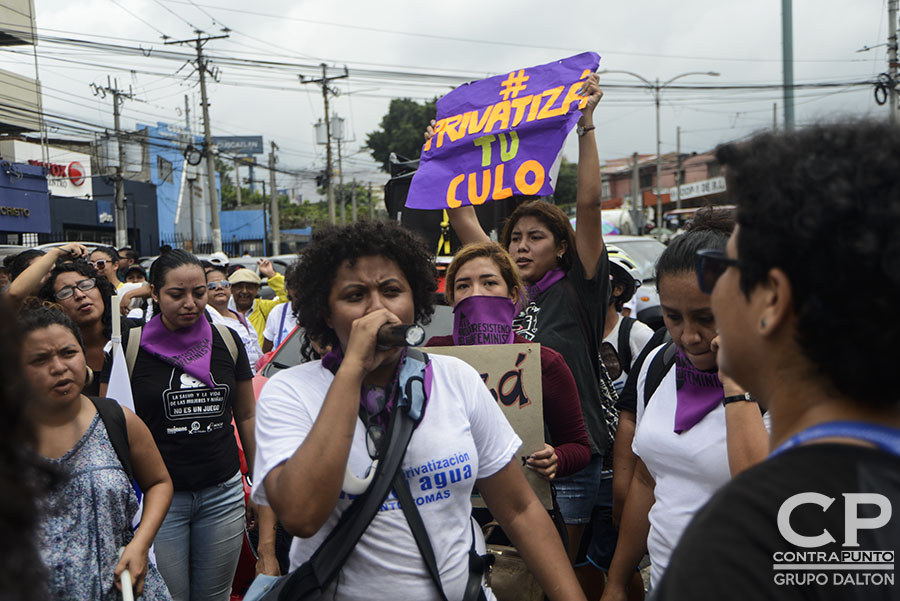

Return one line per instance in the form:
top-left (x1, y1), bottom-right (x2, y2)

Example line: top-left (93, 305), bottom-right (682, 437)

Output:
top-left (158, 233), bottom-right (266, 257)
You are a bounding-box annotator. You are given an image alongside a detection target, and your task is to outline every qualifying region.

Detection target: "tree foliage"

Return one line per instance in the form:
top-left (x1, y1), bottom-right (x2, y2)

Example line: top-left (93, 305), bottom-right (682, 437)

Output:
top-left (366, 97), bottom-right (438, 173)
top-left (551, 157), bottom-right (578, 210)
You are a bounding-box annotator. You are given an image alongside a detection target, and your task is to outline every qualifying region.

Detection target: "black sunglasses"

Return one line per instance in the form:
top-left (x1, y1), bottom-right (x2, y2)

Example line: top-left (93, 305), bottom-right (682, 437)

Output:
top-left (696, 249), bottom-right (739, 295)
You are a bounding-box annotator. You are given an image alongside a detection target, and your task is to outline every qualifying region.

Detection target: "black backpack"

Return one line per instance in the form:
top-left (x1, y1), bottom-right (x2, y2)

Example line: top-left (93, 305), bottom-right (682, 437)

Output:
top-left (88, 396), bottom-right (133, 480)
top-left (641, 340), bottom-right (678, 408)
top-left (617, 316), bottom-right (636, 374)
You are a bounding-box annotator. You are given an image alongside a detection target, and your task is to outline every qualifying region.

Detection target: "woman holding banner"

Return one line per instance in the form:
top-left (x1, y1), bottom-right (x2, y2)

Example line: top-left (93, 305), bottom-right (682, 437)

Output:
top-left (429, 73), bottom-right (612, 560)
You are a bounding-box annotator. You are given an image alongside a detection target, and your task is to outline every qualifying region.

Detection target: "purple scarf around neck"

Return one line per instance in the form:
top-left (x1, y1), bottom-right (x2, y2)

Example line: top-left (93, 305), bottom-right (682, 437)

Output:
top-left (452, 295), bottom-right (517, 346)
top-left (322, 344), bottom-right (433, 429)
top-left (673, 347), bottom-right (723, 433)
top-left (527, 267), bottom-right (565, 299)
top-left (140, 313), bottom-right (214, 388)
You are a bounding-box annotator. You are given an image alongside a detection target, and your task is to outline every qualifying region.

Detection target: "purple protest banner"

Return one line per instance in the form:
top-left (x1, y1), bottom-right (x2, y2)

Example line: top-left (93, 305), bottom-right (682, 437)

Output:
top-left (405, 52), bottom-right (600, 210)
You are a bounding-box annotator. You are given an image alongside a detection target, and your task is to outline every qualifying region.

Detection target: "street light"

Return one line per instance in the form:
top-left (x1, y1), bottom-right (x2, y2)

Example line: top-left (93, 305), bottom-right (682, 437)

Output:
top-left (598, 70), bottom-right (720, 229)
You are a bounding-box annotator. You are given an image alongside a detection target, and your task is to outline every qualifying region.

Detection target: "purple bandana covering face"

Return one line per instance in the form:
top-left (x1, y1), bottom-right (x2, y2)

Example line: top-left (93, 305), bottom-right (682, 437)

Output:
top-left (140, 313), bottom-right (214, 388)
top-left (673, 347), bottom-right (724, 434)
top-left (527, 267), bottom-right (565, 299)
top-left (406, 52), bottom-right (601, 210)
top-left (452, 295), bottom-right (517, 346)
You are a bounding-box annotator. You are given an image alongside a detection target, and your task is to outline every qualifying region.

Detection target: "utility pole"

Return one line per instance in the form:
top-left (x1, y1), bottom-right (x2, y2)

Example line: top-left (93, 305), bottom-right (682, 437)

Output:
top-left (675, 126), bottom-right (682, 211)
top-left (167, 32), bottom-right (229, 252)
top-left (337, 135), bottom-right (345, 224)
top-left (269, 141), bottom-right (280, 254)
top-left (234, 157), bottom-right (242, 206)
top-left (351, 180), bottom-right (357, 222)
top-left (300, 64), bottom-right (349, 225)
top-left (773, 103), bottom-right (778, 130)
top-left (782, 0), bottom-right (796, 131)
top-left (368, 182), bottom-right (374, 220)
top-left (889, 0), bottom-right (899, 124)
top-left (631, 151), bottom-right (641, 233)
top-left (93, 77), bottom-right (135, 249)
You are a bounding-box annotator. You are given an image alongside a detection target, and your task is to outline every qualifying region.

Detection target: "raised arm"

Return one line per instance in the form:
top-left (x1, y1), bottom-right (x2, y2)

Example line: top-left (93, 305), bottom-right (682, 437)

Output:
top-left (573, 74), bottom-right (605, 279)
top-left (5, 243), bottom-right (86, 306)
top-left (423, 121), bottom-right (492, 246)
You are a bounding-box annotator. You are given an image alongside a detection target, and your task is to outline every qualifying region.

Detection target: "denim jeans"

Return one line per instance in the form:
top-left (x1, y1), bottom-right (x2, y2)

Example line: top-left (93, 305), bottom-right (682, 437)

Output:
top-left (154, 471), bottom-right (245, 601)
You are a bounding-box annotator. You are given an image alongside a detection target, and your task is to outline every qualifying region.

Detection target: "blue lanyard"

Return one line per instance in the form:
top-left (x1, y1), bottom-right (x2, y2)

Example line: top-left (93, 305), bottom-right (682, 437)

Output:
top-left (276, 303), bottom-right (288, 347)
top-left (770, 421), bottom-right (900, 458)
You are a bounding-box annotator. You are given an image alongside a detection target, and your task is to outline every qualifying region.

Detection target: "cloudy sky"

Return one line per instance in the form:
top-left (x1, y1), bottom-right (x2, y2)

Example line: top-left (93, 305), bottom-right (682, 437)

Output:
top-left (3, 0), bottom-right (892, 191)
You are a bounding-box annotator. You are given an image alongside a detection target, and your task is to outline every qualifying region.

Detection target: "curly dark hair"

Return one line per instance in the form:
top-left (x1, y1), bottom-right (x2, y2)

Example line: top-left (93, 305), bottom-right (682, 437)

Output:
top-left (289, 221), bottom-right (437, 353)
top-left (0, 298), bottom-right (59, 601)
top-left (500, 199), bottom-right (577, 274)
top-left (655, 206), bottom-right (735, 289)
top-left (38, 260), bottom-right (115, 341)
top-left (716, 120), bottom-right (900, 407)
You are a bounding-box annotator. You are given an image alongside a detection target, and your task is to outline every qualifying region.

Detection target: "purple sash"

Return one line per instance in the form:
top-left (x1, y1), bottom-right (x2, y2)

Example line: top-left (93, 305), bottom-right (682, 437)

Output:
top-left (673, 348), bottom-right (723, 434)
top-left (140, 313), bottom-right (214, 388)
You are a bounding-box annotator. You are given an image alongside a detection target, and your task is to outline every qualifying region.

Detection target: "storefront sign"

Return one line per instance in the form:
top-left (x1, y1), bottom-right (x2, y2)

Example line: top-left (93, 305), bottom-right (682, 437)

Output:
top-left (667, 176), bottom-right (726, 201)
top-left (0, 161), bottom-right (50, 233)
top-left (0, 140), bottom-right (93, 199)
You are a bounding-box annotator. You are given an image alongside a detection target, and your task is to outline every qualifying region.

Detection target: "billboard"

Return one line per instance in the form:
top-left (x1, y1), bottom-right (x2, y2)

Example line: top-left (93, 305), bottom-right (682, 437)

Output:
top-left (211, 136), bottom-right (264, 155)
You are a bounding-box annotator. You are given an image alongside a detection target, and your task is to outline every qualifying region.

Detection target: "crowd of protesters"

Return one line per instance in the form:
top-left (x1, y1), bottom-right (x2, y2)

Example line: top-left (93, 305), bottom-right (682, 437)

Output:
top-left (0, 78), bottom-right (898, 601)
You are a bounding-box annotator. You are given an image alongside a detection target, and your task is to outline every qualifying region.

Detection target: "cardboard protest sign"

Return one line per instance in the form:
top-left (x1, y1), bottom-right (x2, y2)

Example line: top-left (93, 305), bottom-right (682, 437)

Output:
top-left (405, 52), bottom-right (600, 211)
top-left (424, 343), bottom-right (551, 508)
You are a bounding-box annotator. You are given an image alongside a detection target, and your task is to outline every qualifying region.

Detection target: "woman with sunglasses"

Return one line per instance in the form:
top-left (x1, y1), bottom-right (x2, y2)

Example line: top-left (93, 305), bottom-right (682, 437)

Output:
top-left (654, 122), bottom-right (900, 600)
top-left (599, 209), bottom-right (769, 599)
top-left (426, 241), bottom-right (591, 482)
top-left (254, 220), bottom-right (587, 601)
top-left (205, 265), bottom-right (264, 371)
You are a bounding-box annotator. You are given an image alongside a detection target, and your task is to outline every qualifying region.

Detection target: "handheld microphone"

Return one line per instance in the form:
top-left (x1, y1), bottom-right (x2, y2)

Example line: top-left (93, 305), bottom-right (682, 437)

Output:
top-left (376, 323), bottom-right (426, 348)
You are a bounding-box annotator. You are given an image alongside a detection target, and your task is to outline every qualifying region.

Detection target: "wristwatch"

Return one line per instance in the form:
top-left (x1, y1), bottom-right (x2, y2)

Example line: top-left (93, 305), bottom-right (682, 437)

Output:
top-left (577, 124), bottom-right (596, 137)
top-left (723, 392), bottom-right (755, 405)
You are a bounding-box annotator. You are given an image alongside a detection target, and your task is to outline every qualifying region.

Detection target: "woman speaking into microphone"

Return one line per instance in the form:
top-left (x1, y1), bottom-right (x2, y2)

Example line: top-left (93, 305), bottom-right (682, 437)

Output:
top-left (251, 220), bottom-right (586, 601)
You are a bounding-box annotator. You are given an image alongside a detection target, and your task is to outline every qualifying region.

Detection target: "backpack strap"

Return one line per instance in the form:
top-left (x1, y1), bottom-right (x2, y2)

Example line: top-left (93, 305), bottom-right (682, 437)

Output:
top-left (394, 475), bottom-right (490, 601)
top-left (643, 341), bottom-right (678, 408)
top-left (124, 326), bottom-right (142, 379)
top-left (276, 396), bottom-right (417, 601)
top-left (618, 316), bottom-right (636, 374)
top-left (88, 396), bottom-right (133, 480)
top-left (212, 322), bottom-right (239, 366)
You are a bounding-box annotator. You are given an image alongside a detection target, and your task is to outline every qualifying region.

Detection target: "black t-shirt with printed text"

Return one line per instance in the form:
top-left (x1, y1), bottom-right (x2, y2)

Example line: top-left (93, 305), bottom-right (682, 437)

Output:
top-left (119, 324), bottom-right (253, 491)
top-left (653, 444), bottom-right (900, 600)
top-left (513, 249), bottom-right (610, 456)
